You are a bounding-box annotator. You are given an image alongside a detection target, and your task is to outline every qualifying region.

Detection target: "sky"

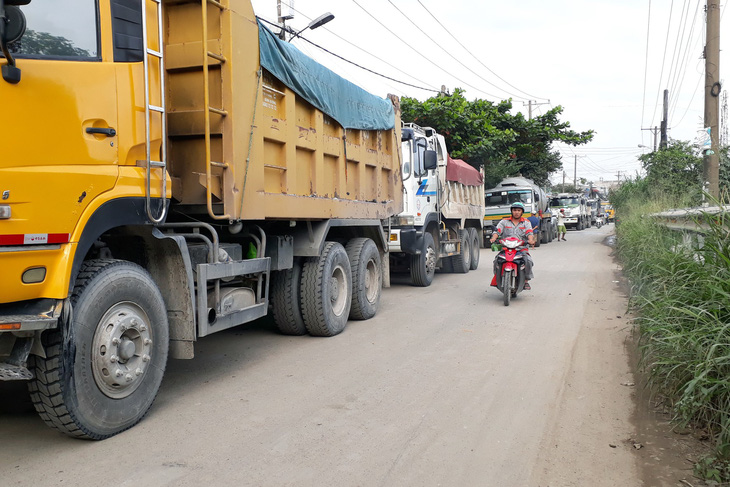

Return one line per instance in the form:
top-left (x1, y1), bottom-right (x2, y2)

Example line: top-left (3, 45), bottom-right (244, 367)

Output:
top-left (251, 0), bottom-right (728, 189)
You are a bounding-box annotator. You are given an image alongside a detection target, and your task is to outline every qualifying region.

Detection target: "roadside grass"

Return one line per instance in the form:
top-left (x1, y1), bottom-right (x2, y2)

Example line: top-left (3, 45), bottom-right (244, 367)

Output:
top-left (613, 183), bottom-right (730, 480)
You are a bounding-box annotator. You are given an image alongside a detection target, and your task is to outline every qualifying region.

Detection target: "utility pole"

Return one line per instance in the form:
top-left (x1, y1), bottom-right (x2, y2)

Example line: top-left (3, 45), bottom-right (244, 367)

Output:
top-left (641, 126), bottom-right (659, 151)
top-left (277, 0), bottom-right (294, 40)
top-left (562, 170), bottom-right (566, 190)
top-left (573, 155), bottom-right (577, 189)
top-left (703, 0), bottom-right (721, 198)
top-left (522, 100), bottom-right (550, 120)
top-left (660, 89), bottom-right (669, 149)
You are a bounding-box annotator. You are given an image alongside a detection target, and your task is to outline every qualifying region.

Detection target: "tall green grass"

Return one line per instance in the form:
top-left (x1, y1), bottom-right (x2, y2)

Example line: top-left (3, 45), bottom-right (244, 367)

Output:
top-left (613, 182), bottom-right (730, 463)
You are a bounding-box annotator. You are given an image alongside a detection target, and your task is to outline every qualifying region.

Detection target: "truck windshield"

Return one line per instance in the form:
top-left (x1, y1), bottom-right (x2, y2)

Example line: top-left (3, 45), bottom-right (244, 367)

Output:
top-left (5, 0), bottom-right (99, 59)
top-left (551, 197), bottom-right (580, 206)
top-left (485, 190), bottom-right (530, 207)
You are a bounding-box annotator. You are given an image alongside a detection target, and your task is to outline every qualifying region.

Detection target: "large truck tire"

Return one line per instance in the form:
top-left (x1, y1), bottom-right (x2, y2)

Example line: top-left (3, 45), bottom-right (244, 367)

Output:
top-left (270, 260), bottom-right (307, 335)
top-left (468, 227), bottom-right (480, 270)
top-left (410, 231), bottom-right (436, 286)
top-left (345, 238), bottom-right (381, 321)
top-left (301, 242), bottom-right (352, 336)
top-left (534, 228), bottom-right (541, 247)
top-left (439, 256), bottom-right (454, 273)
top-left (540, 225), bottom-right (549, 244)
top-left (27, 259), bottom-right (169, 440)
top-left (452, 229), bottom-right (471, 274)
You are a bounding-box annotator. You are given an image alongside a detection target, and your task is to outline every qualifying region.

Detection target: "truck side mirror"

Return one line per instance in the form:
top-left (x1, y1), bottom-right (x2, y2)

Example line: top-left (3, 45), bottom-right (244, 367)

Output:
top-left (0, 2), bottom-right (27, 84)
top-left (424, 150), bottom-right (437, 171)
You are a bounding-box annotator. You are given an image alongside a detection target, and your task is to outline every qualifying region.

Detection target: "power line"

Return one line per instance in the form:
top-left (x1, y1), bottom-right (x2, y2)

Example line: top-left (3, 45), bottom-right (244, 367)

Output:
top-left (256, 17), bottom-right (438, 93)
top-left (650, 0), bottom-right (675, 127)
top-left (349, 0), bottom-right (504, 100)
top-left (280, 5), bottom-right (441, 92)
top-left (415, 0), bottom-right (548, 102)
top-left (668, 1), bottom-right (703, 124)
top-left (384, 0), bottom-right (529, 101)
top-left (641, 0), bottom-right (652, 142)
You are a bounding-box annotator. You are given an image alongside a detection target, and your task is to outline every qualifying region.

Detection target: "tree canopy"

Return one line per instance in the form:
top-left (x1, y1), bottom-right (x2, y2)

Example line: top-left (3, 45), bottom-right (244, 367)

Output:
top-left (401, 89), bottom-right (594, 188)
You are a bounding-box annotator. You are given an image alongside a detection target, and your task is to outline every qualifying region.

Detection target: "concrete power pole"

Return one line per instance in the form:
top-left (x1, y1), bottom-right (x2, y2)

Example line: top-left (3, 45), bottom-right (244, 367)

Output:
top-left (277, 0), bottom-right (294, 40)
top-left (573, 155), bottom-right (577, 189)
top-left (704, 0), bottom-right (721, 198)
top-left (522, 100), bottom-right (550, 120)
top-left (660, 89), bottom-right (669, 149)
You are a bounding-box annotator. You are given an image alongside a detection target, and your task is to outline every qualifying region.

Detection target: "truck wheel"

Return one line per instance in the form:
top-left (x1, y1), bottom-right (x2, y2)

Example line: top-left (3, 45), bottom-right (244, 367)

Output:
top-left (439, 255), bottom-right (454, 273)
top-left (270, 260), bottom-right (307, 335)
top-left (410, 231), bottom-right (436, 286)
top-left (468, 228), bottom-right (480, 270)
top-left (345, 238), bottom-right (381, 320)
top-left (540, 226), bottom-right (549, 244)
top-left (452, 229), bottom-right (471, 274)
top-left (534, 229), bottom-right (541, 247)
top-left (27, 259), bottom-right (169, 440)
top-left (301, 242), bottom-right (352, 336)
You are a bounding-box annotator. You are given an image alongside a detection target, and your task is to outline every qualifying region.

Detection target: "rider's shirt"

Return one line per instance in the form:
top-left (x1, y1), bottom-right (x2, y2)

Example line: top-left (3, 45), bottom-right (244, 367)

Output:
top-left (495, 216), bottom-right (533, 240)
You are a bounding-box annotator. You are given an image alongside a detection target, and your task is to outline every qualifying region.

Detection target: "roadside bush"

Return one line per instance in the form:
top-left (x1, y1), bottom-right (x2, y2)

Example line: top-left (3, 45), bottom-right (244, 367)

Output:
top-left (614, 186), bottom-right (730, 478)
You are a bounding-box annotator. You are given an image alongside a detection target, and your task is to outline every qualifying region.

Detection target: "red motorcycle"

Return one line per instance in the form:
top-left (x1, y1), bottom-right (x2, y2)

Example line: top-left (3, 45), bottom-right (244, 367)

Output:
top-left (491, 236), bottom-right (528, 306)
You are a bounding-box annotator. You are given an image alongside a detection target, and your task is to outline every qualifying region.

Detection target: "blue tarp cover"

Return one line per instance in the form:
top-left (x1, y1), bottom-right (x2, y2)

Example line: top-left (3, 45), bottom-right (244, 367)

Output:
top-left (258, 21), bottom-right (395, 131)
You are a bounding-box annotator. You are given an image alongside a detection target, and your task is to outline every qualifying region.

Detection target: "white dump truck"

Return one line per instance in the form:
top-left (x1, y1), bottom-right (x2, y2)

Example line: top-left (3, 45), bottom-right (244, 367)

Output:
top-left (483, 177), bottom-right (556, 247)
top-left (550, 193), bottom-right (590, 230)
top-left (388, 124), bottom-right (484, 286)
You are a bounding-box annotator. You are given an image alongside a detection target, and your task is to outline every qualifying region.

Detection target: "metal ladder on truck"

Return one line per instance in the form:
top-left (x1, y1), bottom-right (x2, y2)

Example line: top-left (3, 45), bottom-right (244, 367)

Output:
top-left (201, 0), bottom-right (231, 221)
top-left (141, 0), bottom-right (168, 223)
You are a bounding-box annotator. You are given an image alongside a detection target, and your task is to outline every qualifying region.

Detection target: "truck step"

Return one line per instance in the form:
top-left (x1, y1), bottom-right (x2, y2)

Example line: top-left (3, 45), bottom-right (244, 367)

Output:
top-left (0, 363), bottom-right (33, 381)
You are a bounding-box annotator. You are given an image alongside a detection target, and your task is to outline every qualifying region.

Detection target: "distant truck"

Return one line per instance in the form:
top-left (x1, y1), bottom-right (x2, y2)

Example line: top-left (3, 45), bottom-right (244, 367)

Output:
top-left (388, 124), bottom-right (484, 286)
top-left (550, 193), bottom-right (590, 230)
top-left (483, 177), bottom-right (556, 246)
top-left (588, 198), bottom-right (600, 226)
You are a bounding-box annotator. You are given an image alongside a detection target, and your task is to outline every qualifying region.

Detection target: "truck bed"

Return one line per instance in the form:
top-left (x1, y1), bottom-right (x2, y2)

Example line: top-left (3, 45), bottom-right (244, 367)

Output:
top-left (164, 1), bottom-right (402, 221)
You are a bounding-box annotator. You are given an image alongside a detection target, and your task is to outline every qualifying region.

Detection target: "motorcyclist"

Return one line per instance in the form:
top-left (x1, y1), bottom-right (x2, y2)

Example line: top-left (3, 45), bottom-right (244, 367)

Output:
top-left (489, 202), bottom-right (536, 290)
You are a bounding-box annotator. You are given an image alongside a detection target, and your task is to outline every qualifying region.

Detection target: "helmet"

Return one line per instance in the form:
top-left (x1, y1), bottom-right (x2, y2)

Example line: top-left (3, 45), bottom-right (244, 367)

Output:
top-left (510, 202), bottom-right (525, 211)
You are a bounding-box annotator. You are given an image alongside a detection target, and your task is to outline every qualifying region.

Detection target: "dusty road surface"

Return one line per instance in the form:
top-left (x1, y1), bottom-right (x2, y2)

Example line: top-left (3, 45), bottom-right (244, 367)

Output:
top-left (0, 225), bottom-right (691, 486)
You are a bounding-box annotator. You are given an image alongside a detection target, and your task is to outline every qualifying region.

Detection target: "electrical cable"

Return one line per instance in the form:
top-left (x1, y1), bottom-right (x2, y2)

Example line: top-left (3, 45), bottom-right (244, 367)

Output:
top-left (415, 0), bottom-right (548, 102)
top-left (349, 0), bottom-right (505, 100)
top-left (640, 0), bottom-right (652, 145)
top-left (280, 5), bottom-right (441, 92)
top-left (385, 0), bottom-right (530, 102)
top-left (256, 17), bottom-right (439, 93)
top-left (650, 0), bottom-right (675, 128)
top-left (668, 1), bottom-right (702, 123)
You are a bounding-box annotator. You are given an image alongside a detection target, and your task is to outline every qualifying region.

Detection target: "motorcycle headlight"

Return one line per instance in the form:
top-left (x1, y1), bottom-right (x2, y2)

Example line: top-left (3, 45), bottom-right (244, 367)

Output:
top-left (502, 238), bottom-right (521, 249)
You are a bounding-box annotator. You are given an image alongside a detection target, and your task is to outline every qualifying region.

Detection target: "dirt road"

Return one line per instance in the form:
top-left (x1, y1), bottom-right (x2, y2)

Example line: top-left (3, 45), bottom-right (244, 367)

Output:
top-left (0, 225), bottom-right (693, 485)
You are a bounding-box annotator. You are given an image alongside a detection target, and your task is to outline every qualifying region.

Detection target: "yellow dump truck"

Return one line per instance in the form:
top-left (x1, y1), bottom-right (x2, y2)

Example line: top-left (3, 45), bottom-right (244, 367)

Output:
top-left (0, 0), bottom-right (402, 439)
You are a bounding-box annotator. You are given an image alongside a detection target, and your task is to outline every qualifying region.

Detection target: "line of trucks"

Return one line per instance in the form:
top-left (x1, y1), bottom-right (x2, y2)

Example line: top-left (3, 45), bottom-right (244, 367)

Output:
top-left (0, 0), bottom-right (484, 439)
top-left (483, 179), bottom-right (605, 243)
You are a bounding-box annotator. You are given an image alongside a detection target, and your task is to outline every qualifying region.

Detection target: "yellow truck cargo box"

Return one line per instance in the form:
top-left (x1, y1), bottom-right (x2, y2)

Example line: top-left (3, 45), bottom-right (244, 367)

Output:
top-left (164, 2), bottom-right (402, 222)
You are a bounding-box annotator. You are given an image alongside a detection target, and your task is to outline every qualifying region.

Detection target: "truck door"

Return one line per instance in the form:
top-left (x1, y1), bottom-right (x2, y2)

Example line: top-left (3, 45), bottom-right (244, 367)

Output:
top-left (1, 1), bottom-right (120, 238)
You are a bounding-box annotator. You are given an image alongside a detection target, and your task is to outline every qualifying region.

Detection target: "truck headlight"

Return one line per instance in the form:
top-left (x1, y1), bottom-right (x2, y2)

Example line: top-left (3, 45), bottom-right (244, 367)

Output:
top-left (391, 215), bottom-right (415, 226)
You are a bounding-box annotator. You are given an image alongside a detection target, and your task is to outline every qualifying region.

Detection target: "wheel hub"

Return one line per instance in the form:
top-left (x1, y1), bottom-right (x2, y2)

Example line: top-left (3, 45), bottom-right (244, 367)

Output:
top-left (329, 265), bottom-right (348, 317)
top-left (425, 246), bottom-right (436, 274)
top-left (92, 302), bottom-right (153, 399)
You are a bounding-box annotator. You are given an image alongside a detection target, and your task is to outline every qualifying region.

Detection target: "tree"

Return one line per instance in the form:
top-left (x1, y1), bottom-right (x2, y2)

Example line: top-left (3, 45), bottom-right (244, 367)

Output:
top-left (9, 30), bottom-right (91, 58)
top-left (401, 89), bottom-right (594, 187)
top-left (638, 140), bottom-right (702, 200)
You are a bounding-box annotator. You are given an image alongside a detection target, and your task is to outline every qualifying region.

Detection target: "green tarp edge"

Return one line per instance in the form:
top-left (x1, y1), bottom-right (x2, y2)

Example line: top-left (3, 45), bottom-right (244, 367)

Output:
top-left (258, 21), bottom-right (394, 131)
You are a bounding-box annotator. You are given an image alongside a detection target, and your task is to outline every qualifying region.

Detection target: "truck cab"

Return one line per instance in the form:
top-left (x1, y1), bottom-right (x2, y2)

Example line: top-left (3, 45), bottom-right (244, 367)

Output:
top-left (550, 193), bottom-right (589, 230)
top-left (389, 123), bottom-right (483, 286)
top-left (483, 177), bottom-right (555, 246)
